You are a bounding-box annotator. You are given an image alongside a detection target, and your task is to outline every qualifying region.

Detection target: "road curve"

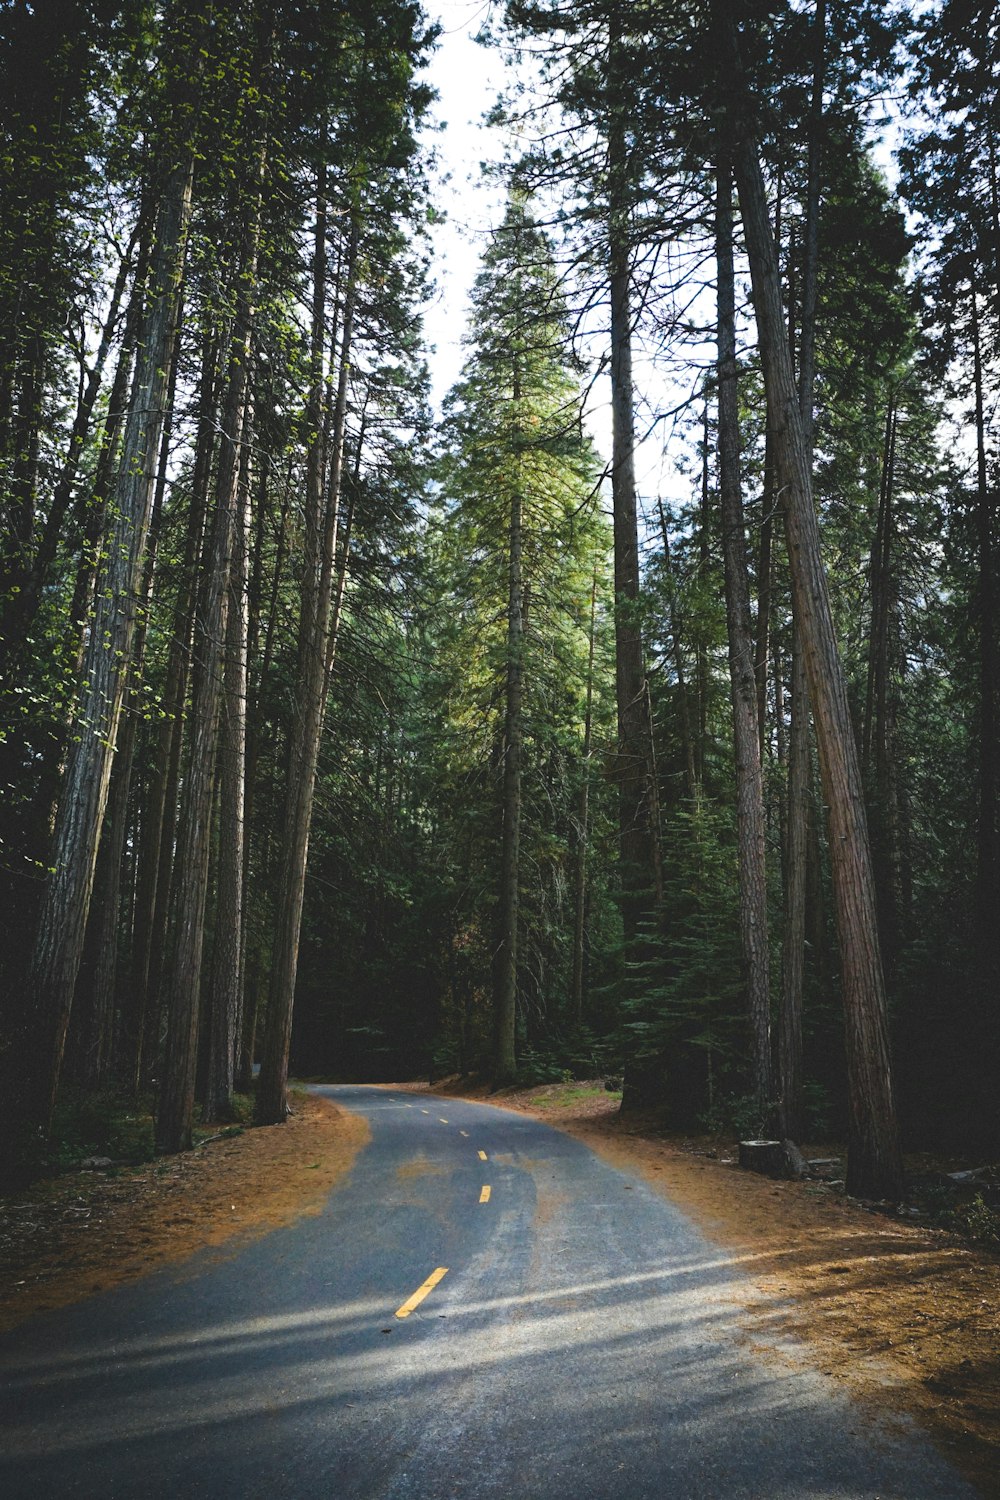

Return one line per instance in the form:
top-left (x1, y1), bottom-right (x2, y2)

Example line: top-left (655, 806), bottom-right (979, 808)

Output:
top-left (0, 1086), bottom-right (979, 1498)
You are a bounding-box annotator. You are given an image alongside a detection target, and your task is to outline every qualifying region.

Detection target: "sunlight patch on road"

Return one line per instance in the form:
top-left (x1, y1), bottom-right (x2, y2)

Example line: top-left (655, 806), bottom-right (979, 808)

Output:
top-left (396, 1155), bottom-right (446, 1181)
top-left (1, 1263), bottom-right (751, 1453)
top-left (1, 1299), bottom-right (393, 1393)
top-left (395, 1267), bottom-right (449, 1319)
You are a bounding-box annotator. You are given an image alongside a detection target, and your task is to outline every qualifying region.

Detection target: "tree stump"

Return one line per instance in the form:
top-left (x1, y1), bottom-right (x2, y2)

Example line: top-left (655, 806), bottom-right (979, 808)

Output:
top-left (738, 1139), bottom-right (787, 1177)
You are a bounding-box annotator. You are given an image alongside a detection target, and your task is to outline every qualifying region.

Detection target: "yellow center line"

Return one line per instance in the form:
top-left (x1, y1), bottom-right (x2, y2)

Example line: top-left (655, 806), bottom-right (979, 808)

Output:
top-left (478, 1150), bottom-right (488, 1161)
top-left (395, 1267), bottom-right (448, 1319)
top-left (439, 1117), bottom-right (449, 1124)
top-left (420, 1109), bottom-right (429, 1115)
top-left (479, 1185), bottom-right (491, 1204)
top-left (459, 1130), bottom-right (469, 1138)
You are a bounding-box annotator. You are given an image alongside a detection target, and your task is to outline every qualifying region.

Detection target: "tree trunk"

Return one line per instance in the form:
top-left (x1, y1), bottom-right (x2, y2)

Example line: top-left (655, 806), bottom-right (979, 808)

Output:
top-left (797, 0), bottom-right (825, 439)
top-left (76, 343), bottom-right (178, 1091)
top-left (717, 5), bottom-right (903, 1200)
top-left (655, 498), bottom-right (698, 801)
top-left (15, 148), bottom-right (194, 1143)
top-left (0, 218), bottom-right (145, 685)
top-left (324, 425), bottom-right (362, 687)
top-left (608, 27), bottom-right (661, 941)
top-left (202, 434), bottom-right (251, 1122)
top-left (157, 171), bottom-right (261, 1153)
top-left (754, 432), bottom-right (775, 761)
top-left (0, 225), bottom-right (152, 883)
top-left (255, 197), bottom-right (359, 1127)
top-left (716, 152), bottom-right (773, 1111)
top-left (864, 400), bottom-right (903, 971)
top-left (778, 0), bottom-right (825, 1142)
top-left (780, 632), bottom-right (809, 1140)
top-left (128, 342), bottom-right (217, 1093)
top-left (570, 569), bottom-right (598, 1027)
top-left (971, 274), bottom-right (998, 971)
top-left (697, 401), bottom-right (711, 784)
top-left (493, 413), bottom-right (523, 1086)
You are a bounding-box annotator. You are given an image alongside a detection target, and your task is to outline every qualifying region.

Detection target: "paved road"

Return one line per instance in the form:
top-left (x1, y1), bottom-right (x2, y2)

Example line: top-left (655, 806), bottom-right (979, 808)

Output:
top-left (0, 1086), bottom-right (980, 1498)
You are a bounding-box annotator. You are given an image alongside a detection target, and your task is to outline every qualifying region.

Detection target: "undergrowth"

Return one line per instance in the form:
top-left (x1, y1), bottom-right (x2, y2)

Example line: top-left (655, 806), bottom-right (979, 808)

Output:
top-left (5, 1085), bottom-right (260, 1191)
top-left (944, 1194), bottom-right (1000, 1247)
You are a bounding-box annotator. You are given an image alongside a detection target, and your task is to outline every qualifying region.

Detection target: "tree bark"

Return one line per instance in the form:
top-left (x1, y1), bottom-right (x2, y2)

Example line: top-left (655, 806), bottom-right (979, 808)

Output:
top-left (655, 497), bottom-right (698, 801)
top-left (16, 147), bottom-right (194, 1140)
top-left (716, 5), bottom-right (903, 1200)
top-left (0, 217), bottom-right (145, 685)
top-left (697, 400), bottom-right (711, 782)
top-left (75, 337), bottom-right (178, 1090)
top-left (864, 400), bottom-right (904, 971)
top-left (255, 197), bottom-right (359, 1127)
top-left (780, 633), bottom-right (809, 1140)
top-left (608, 24), bottom-right (661, 941)
top-left (778, 0), bottom-right (824, 1142)
top-left (202, 431), bottom-right (251, 1121)
top-left (493, 385), bottom-right (523, 1087)
top-left (128, 337), bottom-right (218, 1093)
top-left (715, 152), bottom-right (773, 1111)
top-left (754, 433), bottom-right (775, 761)
top-left (970, 274), bottom-right (998, 967)
top-left (157, 167), bottom-right (262, 1153)
top-left (570, 569), bottom-right (598, 1027)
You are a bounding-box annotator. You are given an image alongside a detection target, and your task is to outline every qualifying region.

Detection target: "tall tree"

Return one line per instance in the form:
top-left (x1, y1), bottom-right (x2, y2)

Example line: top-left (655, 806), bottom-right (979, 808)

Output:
top-left (714, 151), bottom-right (773, 1115)
top-left (256, 0), bottom-right (436, 1123)
top-left (436, 193), bottom-right (606, 1084)
top-left (9, 4), bottom-right (207, 1147)
top-left (607, 14), bottom-right (662, 949)
top-left (156, 35), bottom-right (269, 1152)
top-left (714, 3), bottom-right (903, 1199)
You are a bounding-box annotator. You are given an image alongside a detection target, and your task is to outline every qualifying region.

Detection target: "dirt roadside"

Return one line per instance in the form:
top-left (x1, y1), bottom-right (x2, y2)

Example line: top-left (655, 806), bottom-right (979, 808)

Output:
top-left (1, 1079), bottom-right (996, 1496)
top-left (0, 1092), bottom-right (368, 1334)
top-left (405, 1076), bottom-right (1000, 1500)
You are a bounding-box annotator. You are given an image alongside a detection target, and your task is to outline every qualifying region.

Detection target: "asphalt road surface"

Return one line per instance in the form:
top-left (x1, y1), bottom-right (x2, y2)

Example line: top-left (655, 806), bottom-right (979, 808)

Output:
top-left (0, 1086), bottom-right (981, 1498)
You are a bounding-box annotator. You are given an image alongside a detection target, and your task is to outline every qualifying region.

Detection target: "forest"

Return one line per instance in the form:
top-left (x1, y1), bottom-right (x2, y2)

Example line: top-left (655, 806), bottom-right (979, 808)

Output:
top-left (0, 0), bottom-right (997, 1207)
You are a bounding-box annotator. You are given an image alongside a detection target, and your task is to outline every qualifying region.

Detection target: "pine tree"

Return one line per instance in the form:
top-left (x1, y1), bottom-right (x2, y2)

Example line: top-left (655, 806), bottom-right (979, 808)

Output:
top-left (437, 192), bottom-right (607, 1085)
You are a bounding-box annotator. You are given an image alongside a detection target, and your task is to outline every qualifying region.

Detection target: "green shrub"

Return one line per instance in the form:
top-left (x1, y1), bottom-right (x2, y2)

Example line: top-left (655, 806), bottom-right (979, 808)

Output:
top-left (514, 1047), bottom-right (565, 1087)
top-left (950, 1193), bottom-right (1000, 1246)
top-left (696, 1091), bottom-right (777, 1140)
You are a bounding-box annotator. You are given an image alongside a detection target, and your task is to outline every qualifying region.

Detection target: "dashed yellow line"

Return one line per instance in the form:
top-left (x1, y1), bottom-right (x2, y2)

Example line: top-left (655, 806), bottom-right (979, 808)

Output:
top-left (478, 1150), bottom-right (488, 1161)
top-left (395, 1267), bottom-right (448, 1319)
top-left (479, 1185), bottom-right (491, 1204)
top-left (439, 1117), bottom-right (449, 1124)
top-left (420, 1109), bottom-right (429, 1115)
top-left (459, 1130), bottom-right (469, 1138)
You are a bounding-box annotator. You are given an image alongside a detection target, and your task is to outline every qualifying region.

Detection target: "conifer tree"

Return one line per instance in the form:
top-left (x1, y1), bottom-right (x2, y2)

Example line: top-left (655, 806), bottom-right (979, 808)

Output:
top-left (437, 192), bottom-right (607, 1084)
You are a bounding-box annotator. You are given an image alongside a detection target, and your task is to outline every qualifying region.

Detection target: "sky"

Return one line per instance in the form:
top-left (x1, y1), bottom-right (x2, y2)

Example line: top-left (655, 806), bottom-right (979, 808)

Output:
top-left (421, 2), bottom-right (510, 411)
top-left (416, 8), bottom-right (963, 522)
top-left (418, 2), bottom-right (700, 515)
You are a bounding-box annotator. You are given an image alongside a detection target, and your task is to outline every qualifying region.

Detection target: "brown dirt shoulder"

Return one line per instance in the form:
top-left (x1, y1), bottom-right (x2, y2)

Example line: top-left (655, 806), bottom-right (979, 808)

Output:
top-left (395, 1076), bottom-right (1000, 1499)
top-left (0, 1091), bottom-right (368, 1334)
